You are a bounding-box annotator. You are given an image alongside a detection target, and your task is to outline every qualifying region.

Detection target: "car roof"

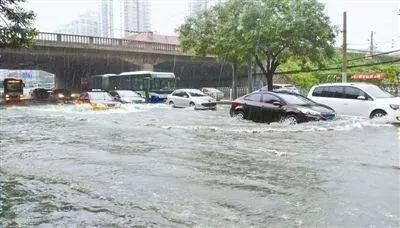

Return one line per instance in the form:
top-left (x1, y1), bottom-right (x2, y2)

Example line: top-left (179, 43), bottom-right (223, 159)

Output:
top-left (112, 90), bottom-right (135, 92)
top-left (252, 91), bottom-right (300, 96)
top-left (175, 89), bottom-right (203, 93)
top-left (313, 82), bottom-right (374, 87)
top-left (274, 84), bottom-right (294, 86)
top-left (87, 91), bottom-right (108, 94)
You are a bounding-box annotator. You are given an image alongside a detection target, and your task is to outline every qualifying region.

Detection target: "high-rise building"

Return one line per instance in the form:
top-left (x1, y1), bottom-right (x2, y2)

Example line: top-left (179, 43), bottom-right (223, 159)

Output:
top-left (188, 0), bottom-right (225, 17)
top-left (124, 0), bottom-right (151, 36)
top-left (188, 0), bottom-right (209, 16)
top-left (101, 0), bottom-right (114, 37)
top-left (100, 0), bottom-right (151, 38)
top-left (56, 11), bottom-right (101, 37)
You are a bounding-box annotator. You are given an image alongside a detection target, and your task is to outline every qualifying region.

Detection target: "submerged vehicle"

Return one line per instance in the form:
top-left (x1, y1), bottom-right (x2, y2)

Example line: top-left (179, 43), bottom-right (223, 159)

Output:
top-left (260, 84), bottom-right (300, 94)
top-left (200, 87), bottom-right (225, 101)
top-left (230, 91), bottom-right (335, 124)
top-left (75, 90), bottom-right (121, 110)
top-left (308, 83), bottom-right (400, 123)
top-left (90, 71), bottom-right (176, 103)
top-left (167, 89), bottom-right (217, 110)
top-left (109, 90), bottom-right (145, 103)
top-left (2, 78), bottom-right (24, 104)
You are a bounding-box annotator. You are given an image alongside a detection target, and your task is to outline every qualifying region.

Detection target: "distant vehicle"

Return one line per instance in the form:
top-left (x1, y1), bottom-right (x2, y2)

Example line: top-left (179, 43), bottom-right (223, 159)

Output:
top-left (75, 90), bottom-right (121, 110)
top-left (201, 88), bottom-right (224, 101)
top-left (51, 89), bottom-right (71, 100)
top-left (308, 83), bottom-right (400, 122)
top-left (230, 91), bottom-right (335, 124)
top-left (3, 78), bottom-right (24, 104)
top-left (260, 84), bottom-right (300, 94)
top-left (167, 89), bottom-right (217, 110)
top-left (109, 90), bottom-right (145, 103)
top-left (90, 71), bottom-right (176, 103)
top-left (30, 88), bottom-right (50, 100)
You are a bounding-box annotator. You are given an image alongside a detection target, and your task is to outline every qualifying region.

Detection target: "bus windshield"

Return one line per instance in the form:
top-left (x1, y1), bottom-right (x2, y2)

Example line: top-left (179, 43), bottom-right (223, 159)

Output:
top-left (4, 80), bottom-right (23, 92)
top-left (152, 78), bottom-right (175, 92)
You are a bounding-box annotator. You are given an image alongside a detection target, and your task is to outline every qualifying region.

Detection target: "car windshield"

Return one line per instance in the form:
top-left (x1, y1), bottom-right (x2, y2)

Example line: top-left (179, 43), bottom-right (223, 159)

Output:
top-left (278, 93), bottom-right (315, 105)
top-left (189, 91), bottom-right (206, 97)
top-left (117, 90), bottom-right (139, 97)
top-left (360, 85), bottom-right (394, 98)
top-left (89, 92), bottom-right (112, 101)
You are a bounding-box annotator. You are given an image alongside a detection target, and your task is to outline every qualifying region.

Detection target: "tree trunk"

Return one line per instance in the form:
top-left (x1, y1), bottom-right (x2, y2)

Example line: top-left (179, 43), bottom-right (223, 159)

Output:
top-left (231, 62), bottom-right (238, 99)
top-left (255, 55), bottom-right (279, 91)
top-left (247, 58), bottom-right (253, 93)
top-left (266, 72), bottom-right (273, 91)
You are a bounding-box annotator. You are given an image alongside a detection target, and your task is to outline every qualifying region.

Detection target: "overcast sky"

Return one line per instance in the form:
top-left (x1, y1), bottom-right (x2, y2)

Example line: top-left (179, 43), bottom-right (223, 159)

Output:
top-left (24, 0), bottom-right (400, 51)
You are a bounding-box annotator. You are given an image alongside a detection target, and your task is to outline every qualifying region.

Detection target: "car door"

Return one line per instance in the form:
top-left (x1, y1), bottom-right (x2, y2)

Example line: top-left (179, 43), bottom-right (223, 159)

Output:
top-left (243, 93), bottom-right (263, 121)
top-left (171, 91), bottom-right (184, 107)
top-left (342, 86), bottom-right (375, 117)
top-left (261, 93), bottom-right (284, 123)
top-left (313, 86), bottom-right (346, 114)
top-left (181, 92), bottom-right (191, 107)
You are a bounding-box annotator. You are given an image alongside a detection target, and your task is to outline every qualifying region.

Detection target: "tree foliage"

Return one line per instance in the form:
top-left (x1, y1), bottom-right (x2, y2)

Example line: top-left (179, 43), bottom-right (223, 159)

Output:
top-left (178, 0), bottom-right (336, 91)
top-left (0, 0), bottom-right (36, 49)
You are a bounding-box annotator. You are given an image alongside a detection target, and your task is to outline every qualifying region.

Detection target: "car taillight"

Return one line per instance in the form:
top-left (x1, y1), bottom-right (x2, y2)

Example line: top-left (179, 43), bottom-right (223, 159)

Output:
top-left (231, 101), bottom-right (238, 109)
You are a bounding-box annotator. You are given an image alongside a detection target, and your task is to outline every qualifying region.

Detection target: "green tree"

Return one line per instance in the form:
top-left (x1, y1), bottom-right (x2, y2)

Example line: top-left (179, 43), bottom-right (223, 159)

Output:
top-left (179, 0), bottom-right (249, 98)
top-left (384, 66), bottom-right (397, 83)
top-left (178, 0), bottom-right (336, 93)
top-left (0, 0), bottom-right (36, 49)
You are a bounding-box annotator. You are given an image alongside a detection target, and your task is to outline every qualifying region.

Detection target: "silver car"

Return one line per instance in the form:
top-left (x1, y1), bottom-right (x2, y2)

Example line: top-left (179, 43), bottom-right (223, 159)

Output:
top-left (200, 87), bottom-right (224, 101)
top-left (260, 84), bottom-right (300, 94)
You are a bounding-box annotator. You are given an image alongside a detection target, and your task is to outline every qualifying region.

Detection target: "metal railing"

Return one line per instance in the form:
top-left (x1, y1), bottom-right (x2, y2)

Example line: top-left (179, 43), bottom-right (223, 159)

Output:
top-left (215, 86), bottom-right (249, 101)
top-left (36, 32), bottom-right (182, 53)
top-left (381, 83), bottom-right (400, 97)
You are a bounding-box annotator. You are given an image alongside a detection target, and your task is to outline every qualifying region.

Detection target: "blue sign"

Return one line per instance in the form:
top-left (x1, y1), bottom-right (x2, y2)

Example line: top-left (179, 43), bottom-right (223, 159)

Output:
top-left (7, 71), bottom-right (32, 80)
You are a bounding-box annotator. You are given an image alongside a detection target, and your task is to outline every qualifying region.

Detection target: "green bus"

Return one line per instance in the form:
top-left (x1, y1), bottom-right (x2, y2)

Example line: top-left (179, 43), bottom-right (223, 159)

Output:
top-left (90, 71), bottom-right (176, 102)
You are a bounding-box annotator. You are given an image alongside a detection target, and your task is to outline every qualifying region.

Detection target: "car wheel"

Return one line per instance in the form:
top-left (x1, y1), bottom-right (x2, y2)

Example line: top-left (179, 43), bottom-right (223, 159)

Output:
top-left (169, 101), bottom-right (175, 108)
top-left (284, 114), bottom-right (298, 125)
top-left (234, 111), bottom-right (245, 120)
top-left (189, 102), bottom-right (196, 109)
top-left (370, 110), bottom-right (387, 119)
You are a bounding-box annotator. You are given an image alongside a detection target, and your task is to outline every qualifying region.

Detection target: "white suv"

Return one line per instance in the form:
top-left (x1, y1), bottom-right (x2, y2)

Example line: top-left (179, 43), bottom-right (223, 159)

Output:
top-left (308, 83), bottom-right (400, 122)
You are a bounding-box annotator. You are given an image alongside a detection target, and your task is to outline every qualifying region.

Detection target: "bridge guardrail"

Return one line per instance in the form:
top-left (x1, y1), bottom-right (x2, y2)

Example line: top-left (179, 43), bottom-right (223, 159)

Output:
top-left (36, 32), bottom-right (182, 53)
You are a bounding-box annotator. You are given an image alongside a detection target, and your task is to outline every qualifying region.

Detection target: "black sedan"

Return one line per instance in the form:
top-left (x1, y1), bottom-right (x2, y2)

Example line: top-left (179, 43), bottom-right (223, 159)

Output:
top-left (230, 91), bottom-right (336, 124)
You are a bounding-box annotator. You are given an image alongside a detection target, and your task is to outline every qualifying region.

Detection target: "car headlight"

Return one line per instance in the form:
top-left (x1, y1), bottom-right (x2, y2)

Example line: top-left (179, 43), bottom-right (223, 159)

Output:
top-left (390, 104), bottom-right (399, 110)
top-left (58, 94), bottom-right (65, 98)
top-left (71, 93), bottom-right (79, 98)
top-left (298, 107), bottom-right (321, 116)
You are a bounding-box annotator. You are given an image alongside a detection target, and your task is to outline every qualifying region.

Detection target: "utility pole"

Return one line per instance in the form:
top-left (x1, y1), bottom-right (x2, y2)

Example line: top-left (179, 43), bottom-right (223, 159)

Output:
top-left (342, 12), bottom-right (347, 83)
top-left (369, 31), bottom-right (374, 56)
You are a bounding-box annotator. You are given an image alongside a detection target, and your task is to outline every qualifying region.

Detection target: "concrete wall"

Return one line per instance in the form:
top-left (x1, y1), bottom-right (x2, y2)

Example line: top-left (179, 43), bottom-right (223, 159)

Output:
top-left (0, 46), bottom-right (248, 91)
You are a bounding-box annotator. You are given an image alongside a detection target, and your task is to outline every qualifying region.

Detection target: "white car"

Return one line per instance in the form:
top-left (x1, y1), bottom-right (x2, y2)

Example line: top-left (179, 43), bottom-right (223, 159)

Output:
top-left (308, 83), bottom-right (400, 122)
top-left (167, 89), bottom-right (217, 110)
top-left (109, 90), bottom-right (145, 103)
top-left (201, 87), bottom-right (224, 101)
top-left (260, 84), bottom-right (300, 94)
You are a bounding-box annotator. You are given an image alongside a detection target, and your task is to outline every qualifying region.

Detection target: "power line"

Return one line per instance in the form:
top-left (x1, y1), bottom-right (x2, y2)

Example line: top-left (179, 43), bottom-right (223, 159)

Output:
top-left (331, 49), bottom-right (400, 66)
top-left (265, 58), bottom-right (400, 75)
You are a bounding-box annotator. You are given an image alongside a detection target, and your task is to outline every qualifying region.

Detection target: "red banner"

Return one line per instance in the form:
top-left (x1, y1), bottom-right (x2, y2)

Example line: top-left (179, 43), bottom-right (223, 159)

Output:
top-left (351, 73), bottom-right (385, 80)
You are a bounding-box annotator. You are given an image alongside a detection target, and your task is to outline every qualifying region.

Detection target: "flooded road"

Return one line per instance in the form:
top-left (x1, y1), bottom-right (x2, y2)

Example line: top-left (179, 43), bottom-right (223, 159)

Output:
top-left (0, 104), bottom-right (399, 227)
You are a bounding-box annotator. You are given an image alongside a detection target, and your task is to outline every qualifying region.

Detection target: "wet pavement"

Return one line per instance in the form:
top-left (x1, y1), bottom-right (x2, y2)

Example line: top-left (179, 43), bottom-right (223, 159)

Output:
top-left (0, 104), bottom-right (399, 227)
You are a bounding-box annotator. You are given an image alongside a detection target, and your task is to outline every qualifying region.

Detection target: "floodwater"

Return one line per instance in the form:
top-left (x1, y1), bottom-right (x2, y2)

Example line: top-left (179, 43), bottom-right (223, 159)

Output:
top-left (0, 104), bottom-right (399, 227)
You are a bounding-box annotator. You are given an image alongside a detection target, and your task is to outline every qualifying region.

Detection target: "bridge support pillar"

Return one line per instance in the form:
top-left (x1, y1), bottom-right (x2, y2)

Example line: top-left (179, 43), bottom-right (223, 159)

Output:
top-left (140, 64), bottom-right (154, 71)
